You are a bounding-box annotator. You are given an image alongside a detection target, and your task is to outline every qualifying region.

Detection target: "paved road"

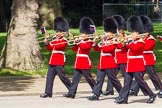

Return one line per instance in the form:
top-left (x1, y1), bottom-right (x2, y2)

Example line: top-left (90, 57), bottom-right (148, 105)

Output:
top-left (0, 74), bottom-right (162, 108)
top-left (0, 94), bottom-right (162, 108)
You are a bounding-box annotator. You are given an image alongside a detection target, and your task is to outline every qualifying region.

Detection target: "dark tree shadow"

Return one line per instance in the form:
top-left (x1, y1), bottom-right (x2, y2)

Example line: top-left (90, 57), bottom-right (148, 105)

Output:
top-left (0, 77), bottom-right (36, 91)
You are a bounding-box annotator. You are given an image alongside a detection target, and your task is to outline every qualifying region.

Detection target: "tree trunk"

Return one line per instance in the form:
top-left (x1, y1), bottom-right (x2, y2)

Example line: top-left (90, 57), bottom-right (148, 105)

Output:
top-left (0, 0), bottom-right (43, 71)
top-left (38, 0), bottom-right (62, 29)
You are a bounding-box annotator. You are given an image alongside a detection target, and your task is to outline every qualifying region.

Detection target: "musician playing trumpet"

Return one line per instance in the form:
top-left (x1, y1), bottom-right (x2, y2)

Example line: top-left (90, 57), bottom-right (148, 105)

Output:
top-left (115, 16), bottom-right (156, 104)
top-left (88, 17), bottom-right (122, 100)
top-left (129, 15), bottom-right (162, 98)
top-left (103, 15), bottom-right (128, 96)
top-left (63, 17), bottom-right (96, 98)
top-left (40, 16), bottom-right (71, 98)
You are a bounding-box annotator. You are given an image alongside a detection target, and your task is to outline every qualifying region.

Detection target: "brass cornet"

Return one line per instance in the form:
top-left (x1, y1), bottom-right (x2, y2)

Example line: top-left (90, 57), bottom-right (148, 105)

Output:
top-left (38, 27), bottom-right (69, 42)
top-left (67, 32), bottom-right (100, 45)
top-left (119, 33), bottom-right (147, 44)
top-left (127, 33), bottom-right (147, 39)
top-left (94, 33), bottom-right (119, 45)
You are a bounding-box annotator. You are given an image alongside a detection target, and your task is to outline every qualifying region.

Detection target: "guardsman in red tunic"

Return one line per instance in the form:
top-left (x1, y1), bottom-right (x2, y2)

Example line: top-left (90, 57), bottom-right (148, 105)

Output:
top-left (103, 15), bottom-right (128, 96)
top-left (115, 16), bottom-right (156, 104)
top-left (40, 17), bottom-right (71, 98)
top-left (63, 17), bottom-right (96, 98)
top-left (129, 15), bottom-right (162, 98)
top-left (87, 17), bottom-right (122, 100)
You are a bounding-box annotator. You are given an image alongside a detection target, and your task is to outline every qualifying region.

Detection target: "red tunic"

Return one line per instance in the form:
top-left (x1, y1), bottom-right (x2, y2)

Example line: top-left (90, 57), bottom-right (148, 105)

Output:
top-left (115, 43), bottom-right (128, 64)
top-left (143, 35), bottom-right (156, 66)
top-left (126, 39), bottom-right (145, 72)
top-left (93, 39), bottom-right (117, 69)
top-left (115, 33), bottom-right (128, 64)
top-left (46, 37), bottom-right (67, 65)
top-left (72, 40), bottom-right (93, 69)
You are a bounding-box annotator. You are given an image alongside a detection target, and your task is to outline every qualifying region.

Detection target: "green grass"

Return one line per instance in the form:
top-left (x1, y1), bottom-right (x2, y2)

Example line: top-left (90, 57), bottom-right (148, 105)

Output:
top-left (0, 24), bottom-right (162, 76)
top-left (0, 33), bottom-right (6, 54)
top-left (152, 23), bottom-right (162, 72)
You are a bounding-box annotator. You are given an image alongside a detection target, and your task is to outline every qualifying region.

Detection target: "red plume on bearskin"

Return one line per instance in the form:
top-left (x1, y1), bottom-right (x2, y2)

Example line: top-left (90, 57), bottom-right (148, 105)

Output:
top-left (157, 35), bottom-right (162, 42)
top-left (139, 15), bottom-right (153, 33)
top-left (54, 16), bottom-right (69, 32)
top-left (127, 15), bottom-right (144, 34)
top-left (79, 17), bottom-right (95, 34)
top-left (103, 17), bottom-right (118, 33)
top-left (112, 15), bottom-right (126, 30)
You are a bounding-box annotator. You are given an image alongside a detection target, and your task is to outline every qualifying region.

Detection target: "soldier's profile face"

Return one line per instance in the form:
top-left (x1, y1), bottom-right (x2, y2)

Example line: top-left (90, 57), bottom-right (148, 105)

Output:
top-left (105, 32), bottom-right (113, 38)
top-left (131, 32), bottom-right (139, 39)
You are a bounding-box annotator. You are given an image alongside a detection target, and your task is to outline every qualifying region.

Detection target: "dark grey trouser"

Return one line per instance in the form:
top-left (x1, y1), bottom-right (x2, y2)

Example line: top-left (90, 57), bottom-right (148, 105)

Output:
top-left (93, 68), bottom-right (122, 96)
top-left (45, 65), bottom-right (71, 95)
top-left (119, 72), bottom-right (154, 102)
top-left (106, 64), bottom-right (126, 92)
top-left (68, 69), bottom-right (96, 96)
top-left (130, 66), bottom-right (162, 95)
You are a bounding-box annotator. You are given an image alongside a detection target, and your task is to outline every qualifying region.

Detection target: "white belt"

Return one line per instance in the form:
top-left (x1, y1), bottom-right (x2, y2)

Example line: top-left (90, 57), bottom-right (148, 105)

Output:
top-left (52, 50), bottom-right (65, 54)
top-left (76, 54), bottom-right (89, 57)
top-left (115, 49), bottom-right (122, 52)
top-left (143, 51), bottom-right (153, 54)
top-left (76, 54), bottom-right (91, 66)
top-left (101, 53), bottom-right (112, 56)
top-left (128, 55), bottom-right (143, 59)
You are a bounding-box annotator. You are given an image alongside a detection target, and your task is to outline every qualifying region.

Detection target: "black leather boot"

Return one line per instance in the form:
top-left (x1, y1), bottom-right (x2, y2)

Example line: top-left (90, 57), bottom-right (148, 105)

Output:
top-left (157, 91), bottom-right (162, 98)
top-left (40, 93), bottom-right (52, 98)
top-left (102, 90), bottom-right (114, 96)
top-left (129, 89), bottom-right (138, 96)
top-left (114, 97), bottom-right (128, 104)
top-left (63, 93), bottom-right (75, 98)
top-left (147, 94), bottom-right (156, 103)
top-left (87, 94), bottom-right (99, 101)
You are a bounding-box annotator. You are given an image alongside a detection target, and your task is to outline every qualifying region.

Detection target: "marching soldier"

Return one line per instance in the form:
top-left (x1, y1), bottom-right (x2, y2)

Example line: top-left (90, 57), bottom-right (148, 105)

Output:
top-left (87, 17), bottom-right (122, 100)
top-left (115, 16), bottom-right (156, 104)
top-left (103, 15), bottom-right (127, 96)
top-left (40, 17), bottom-right (72, 98)
top-left (129, 15), bottom-right (162, 98)
top-left (63, 17), bottom-right (96, 98)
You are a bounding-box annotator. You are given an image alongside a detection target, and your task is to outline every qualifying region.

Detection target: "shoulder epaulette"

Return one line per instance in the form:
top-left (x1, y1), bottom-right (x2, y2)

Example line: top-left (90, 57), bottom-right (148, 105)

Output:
top-left (147, 35), bottom-right (156, 40)
top-left (138, 38), bottom-right (145, 43)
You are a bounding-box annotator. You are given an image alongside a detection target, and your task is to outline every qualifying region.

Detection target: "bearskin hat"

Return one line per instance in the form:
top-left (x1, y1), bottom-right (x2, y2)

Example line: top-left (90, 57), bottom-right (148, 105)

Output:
top-left (103, 17), bottom-right (118, 33)
top-left (139, 15), bottom-right (153, 33)
top-left (79, 17), bottom-right (95, 34)
top-left (112, 15), bottom-right (126, 30)
top-left (54, 16), bottom-right (69, 32)
top-left (127, 16), bottom-right (144, 34)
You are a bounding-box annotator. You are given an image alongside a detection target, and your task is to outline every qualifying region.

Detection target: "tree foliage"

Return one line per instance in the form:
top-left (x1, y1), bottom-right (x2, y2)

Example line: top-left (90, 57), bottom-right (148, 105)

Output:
top-left (61, 0), bottom-right (103, 27)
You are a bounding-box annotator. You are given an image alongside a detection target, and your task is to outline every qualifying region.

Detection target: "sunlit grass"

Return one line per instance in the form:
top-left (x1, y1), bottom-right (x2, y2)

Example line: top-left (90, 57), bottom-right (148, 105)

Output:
top-left (0, 32), bottom-right (6, 54)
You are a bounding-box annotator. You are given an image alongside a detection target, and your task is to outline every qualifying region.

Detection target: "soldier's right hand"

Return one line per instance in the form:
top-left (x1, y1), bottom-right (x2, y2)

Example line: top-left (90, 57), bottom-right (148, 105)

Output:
top-left (44, 38), bottom-right (49, 45)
